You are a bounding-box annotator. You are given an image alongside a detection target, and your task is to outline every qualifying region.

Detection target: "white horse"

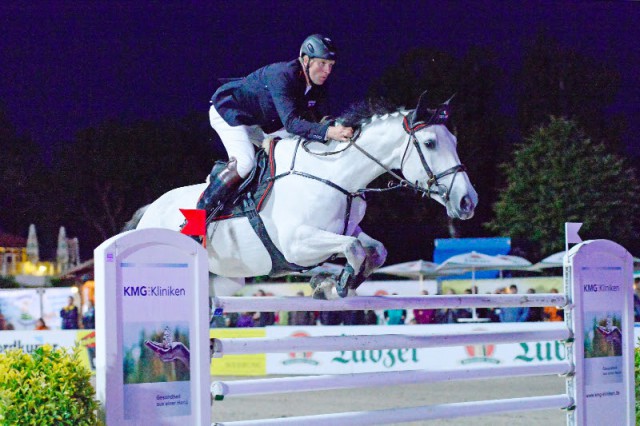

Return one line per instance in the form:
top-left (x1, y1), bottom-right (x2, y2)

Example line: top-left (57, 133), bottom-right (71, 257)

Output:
top-left (131, 94), bottom-right (478, 297)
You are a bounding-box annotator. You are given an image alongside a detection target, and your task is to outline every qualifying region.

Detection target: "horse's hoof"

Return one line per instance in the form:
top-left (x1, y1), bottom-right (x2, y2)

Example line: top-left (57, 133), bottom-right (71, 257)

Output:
top-left (312, 285), bottom-right (328, 300)
top-left (336, 266), bottom-right (353, 298)
top-left (311, 274), bottom-right (337, 300)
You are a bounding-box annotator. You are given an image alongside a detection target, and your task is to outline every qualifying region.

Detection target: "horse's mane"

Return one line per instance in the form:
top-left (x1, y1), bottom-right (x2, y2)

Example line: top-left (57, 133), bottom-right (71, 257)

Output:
top-left (337, 97), bottom-right (404, 128)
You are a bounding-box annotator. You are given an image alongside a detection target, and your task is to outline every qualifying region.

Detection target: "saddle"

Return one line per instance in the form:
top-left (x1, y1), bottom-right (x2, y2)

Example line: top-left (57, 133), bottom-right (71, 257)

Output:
top-left (206, 139), bottom-right (308, 276)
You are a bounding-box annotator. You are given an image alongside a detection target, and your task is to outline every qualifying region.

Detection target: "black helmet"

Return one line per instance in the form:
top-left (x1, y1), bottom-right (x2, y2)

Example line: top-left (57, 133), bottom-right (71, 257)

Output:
top-left (299, 34), bottom-right (337, 60)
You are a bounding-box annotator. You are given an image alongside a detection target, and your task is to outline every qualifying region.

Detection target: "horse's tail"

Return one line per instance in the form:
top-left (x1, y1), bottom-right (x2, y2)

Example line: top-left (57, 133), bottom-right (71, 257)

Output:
top-left (122, 205), bottom-right (149, 232)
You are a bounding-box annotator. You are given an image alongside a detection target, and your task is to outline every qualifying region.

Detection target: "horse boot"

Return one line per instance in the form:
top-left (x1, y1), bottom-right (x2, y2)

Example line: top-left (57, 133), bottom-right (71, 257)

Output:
top-left (196, 158), bottom-right (243, 214)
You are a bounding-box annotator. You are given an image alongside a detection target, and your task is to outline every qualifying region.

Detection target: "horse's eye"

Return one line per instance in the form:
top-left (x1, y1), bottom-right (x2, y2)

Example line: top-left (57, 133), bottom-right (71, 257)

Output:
top-left (424, 139), bottom-right (436, 149)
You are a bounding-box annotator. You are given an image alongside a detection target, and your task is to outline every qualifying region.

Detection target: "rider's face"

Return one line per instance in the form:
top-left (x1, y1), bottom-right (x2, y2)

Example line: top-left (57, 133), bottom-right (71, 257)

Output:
top-left (306, 58), bottom-right (335, 85)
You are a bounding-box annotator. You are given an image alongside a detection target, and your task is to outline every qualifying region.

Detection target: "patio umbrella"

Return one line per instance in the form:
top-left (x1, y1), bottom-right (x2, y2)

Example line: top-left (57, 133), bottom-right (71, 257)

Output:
top-left (57, 226), bottom-right (69, 270)
top-left (375, 260), bottom-right (440, 282)
top-left (26, 224), bottom-right (39, 263)
top-left (436, 251), bottom-right (516, 282)
top-left (436, 252), bottom-right (516, 321)
top-left (493, 254), bottom-right (533, 277)
top-left (529, 251), bottom-right (566, 270)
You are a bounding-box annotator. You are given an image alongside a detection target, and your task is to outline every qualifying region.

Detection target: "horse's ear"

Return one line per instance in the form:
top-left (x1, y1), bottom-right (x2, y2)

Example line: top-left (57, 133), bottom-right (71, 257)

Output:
top-left (410, 90), bottom-right (430, 126)
top-left (425, 93), bottom-right (455, 125)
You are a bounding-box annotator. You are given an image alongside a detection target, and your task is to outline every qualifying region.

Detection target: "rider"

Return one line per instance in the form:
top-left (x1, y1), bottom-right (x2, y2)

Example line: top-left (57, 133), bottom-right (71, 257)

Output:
top-left (197, 34), bottom-right (354, 212)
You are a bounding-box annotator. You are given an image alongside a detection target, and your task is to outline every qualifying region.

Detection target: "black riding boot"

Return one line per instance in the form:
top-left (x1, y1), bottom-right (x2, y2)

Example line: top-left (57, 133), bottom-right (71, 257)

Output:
top-left (196, 158), bottom-right (243, 212)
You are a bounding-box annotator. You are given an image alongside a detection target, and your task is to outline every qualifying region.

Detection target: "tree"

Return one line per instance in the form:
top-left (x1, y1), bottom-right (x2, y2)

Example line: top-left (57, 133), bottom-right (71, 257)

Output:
top-left (0, 107), bottom-right (49, 236)
top-left (517, 31), bottom-right (625, 154)
top-left (48, 113), bottom-right (220, 259)
top-left (364, 47), bottom-right (509, 244)
top-left (486, 117), bottom-right (640, 259)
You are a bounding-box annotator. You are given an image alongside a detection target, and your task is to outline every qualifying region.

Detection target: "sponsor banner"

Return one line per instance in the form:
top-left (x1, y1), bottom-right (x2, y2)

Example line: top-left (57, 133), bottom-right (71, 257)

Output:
top-left (76, 330), bottom-right (96, 374)
top-left (266, 323), bottom-right (567, 375)
top-left (0, 330), bottom-right (78, 353)
top-left (210, 328), bottom-right (267, 376)
top-left (0, 288), bottom-right (41, 330)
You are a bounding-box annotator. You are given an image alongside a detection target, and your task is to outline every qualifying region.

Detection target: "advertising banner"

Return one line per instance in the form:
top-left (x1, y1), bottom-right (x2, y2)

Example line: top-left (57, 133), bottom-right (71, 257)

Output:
top-left (210, 328), bottom-right (266, 376)
top-left (0, 330), bottom-right (77, 354)
top-left (0, 288), bottom-right (40, 330)
top-left (266, 322), bottom-right (567, 375)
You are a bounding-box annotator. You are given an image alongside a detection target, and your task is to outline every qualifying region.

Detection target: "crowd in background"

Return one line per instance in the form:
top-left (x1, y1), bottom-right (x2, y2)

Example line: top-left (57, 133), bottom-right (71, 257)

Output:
top-left (211, 284), bottom-right (568, 328)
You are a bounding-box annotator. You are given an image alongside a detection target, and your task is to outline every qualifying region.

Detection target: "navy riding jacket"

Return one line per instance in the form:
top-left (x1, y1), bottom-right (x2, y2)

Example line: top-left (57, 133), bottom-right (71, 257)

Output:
top-left (211, 59), bottom-right (331, 142)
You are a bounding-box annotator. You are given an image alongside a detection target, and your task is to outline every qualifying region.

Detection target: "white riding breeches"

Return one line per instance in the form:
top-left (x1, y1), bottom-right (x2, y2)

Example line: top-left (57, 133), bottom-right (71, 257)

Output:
top-left (208, 105), bottom-right (265, 178)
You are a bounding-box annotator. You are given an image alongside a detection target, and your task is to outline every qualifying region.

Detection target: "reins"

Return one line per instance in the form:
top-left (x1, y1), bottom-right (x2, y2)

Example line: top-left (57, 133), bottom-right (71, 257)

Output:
top-left (266, 112), bottom-right (465, 235)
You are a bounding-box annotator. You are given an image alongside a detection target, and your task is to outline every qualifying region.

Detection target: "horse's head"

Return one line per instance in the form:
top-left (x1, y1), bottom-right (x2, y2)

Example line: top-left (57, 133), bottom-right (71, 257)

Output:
top-left (400, 92), bottom-right (478, 220)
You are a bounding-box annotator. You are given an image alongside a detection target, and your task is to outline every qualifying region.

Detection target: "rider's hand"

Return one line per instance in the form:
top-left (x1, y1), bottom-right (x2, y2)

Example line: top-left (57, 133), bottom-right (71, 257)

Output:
top-left (326, 125), bottom-right (354, 142)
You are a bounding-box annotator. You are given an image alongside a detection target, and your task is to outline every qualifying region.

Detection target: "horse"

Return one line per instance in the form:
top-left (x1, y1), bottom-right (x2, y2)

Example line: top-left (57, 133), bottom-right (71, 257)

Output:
top-left (129, 92), bottom-right (478, 297)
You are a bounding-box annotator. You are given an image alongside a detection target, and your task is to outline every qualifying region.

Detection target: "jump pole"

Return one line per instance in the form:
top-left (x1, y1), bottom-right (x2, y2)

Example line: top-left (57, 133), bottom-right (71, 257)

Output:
top-left (210, 239), bottom-right (634, 425)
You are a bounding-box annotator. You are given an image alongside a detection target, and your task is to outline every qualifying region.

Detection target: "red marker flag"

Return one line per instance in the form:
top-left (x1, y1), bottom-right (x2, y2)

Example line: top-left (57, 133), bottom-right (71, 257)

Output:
top-left (179, 209), bottom-right (206, 236)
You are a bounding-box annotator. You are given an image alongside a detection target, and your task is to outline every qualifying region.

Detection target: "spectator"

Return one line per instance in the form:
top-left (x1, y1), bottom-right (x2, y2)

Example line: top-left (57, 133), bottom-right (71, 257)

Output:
top-left (526, 288), bottom-right (544, 322)
top-left (60, 296), bottom-right (79, 329)
top-left (543, 288), bottom-right (564, 322)
top-left (253, 289), bottom-right (276, 326)
top-left (236, 312), bottom-right (255, 327)
top-left (384, 294), bottom-right (406, 325)
top-left (319, 310), bottom-right (343, 325)
top-left (82, 300), bottom-right (95, 329)
top-left (35, 318), bottom-right (49, 330)
top-left (0, 312), bottom-right (6, 330)
top-left (436, 288), bottom-right (462, 323)
top-left (5, 322), bottom-right (15, 330)
top-left (364, 310), bottom-right (378, 325)
top-left (343, 310), bottom-right (366, 325)
top-left (226, 312), bottom-right (239, 327)
top-left (413, 290), bottom-right (437, 324)
top-left (499, 284), bottom-right (529, 322)
top-left (288, 291), bottom-right (316, 325)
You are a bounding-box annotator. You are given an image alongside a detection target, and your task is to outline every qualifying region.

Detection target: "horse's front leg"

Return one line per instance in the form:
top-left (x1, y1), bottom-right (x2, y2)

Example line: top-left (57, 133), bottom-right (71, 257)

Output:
top-left (354, 227), bottom-right (387, 277)
top-left (348, 227), bottom-right (388, 289)
top-left (286, 225), bottom-right (367, 298)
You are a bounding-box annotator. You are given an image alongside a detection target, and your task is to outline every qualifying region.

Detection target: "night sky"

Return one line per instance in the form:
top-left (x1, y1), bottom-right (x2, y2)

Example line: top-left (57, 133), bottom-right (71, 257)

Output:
top-left (1, 1), bottom-right (639, 155)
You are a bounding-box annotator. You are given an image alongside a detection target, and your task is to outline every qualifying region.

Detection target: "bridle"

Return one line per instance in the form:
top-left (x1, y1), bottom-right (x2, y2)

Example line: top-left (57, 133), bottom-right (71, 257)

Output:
top-left (329, 112), bottom-right (467, 202)
top-left (398, 115), bottom-right (467, 202)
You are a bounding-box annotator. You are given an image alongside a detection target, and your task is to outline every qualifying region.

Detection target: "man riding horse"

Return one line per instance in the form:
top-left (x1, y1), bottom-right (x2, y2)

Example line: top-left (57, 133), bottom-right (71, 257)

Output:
top-left (198, 34), bottom-right (355, 213)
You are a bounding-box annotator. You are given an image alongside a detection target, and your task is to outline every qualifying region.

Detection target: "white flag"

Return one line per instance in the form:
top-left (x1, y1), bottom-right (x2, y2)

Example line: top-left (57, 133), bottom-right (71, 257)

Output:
top-left (565, 222), bottom-right (583, 244)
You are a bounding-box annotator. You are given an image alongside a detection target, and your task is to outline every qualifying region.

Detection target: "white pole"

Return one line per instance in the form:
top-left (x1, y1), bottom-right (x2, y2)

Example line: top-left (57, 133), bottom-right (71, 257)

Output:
top-left (212, 327), bottom-right (571, 356)
top-left (214, 294), bottom-right (567, 313)
top-left (211, 363), bottom-right (572, 399)
top-left (212, 394), bottom-right (573, 426)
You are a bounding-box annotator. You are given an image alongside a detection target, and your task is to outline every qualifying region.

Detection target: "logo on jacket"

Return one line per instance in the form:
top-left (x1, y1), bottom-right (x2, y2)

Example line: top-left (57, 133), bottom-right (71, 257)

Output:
top-left (307, 100), bottom-right (316, 108)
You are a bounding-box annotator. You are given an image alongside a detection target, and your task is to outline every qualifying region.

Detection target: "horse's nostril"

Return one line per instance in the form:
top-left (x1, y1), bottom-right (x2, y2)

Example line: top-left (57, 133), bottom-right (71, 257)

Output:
top-left (460, 195), bottom-right (474, 213)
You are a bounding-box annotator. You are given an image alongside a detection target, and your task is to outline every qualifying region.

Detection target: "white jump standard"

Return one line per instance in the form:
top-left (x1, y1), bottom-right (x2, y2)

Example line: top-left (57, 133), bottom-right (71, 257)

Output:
top-left (95, 230), bottom-right (635, 426)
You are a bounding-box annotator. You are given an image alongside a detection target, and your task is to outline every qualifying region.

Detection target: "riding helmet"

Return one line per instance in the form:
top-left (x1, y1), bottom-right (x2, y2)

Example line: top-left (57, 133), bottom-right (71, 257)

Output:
top-left (299, 34), bottom-right (337, 60)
